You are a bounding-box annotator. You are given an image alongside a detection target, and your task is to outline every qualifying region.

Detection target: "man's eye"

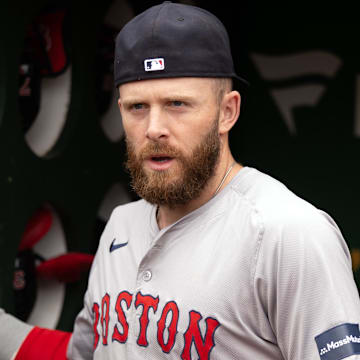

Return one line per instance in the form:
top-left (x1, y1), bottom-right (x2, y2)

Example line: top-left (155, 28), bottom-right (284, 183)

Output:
top-left (171, 101), bottom-right (184, 107)
top-left (133, 103), bottom-right (144, 110)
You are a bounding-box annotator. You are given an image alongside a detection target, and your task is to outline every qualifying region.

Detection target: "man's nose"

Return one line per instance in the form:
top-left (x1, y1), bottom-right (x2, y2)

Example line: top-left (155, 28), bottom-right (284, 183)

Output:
top-left (145, 108), bottom-right (170, 141)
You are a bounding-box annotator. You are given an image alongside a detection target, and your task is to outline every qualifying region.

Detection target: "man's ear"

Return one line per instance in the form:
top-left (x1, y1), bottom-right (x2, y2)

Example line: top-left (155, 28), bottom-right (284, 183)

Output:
top-left (218, 91), bottom-right (241, 135)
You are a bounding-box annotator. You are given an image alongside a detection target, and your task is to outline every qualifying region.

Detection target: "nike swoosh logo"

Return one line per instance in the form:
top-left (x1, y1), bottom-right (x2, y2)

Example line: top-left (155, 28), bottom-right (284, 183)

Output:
top-left (109, 238), bottom-right (129, 253)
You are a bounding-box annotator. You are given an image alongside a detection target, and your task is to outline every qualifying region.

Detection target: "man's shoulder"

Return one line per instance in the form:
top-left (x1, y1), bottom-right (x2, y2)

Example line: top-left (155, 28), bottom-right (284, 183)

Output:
top-left (231, 167), bottom-right (327, 230)
top-left (232, 168), bottom-right (346, 259)
top-left (97, 199), bottom-right (154, 244)
top-left (110, 198), bottom-right (153, 219)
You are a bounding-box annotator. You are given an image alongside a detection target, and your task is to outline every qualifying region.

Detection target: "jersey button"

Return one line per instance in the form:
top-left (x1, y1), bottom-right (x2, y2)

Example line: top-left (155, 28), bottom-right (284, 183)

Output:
top-left (143, 270), bottom-right (152, 282)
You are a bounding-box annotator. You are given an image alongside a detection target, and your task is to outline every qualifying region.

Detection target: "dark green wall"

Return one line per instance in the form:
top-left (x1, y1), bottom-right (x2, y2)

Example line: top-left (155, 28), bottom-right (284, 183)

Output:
top-left (0, 0), bottom-right (133, 330)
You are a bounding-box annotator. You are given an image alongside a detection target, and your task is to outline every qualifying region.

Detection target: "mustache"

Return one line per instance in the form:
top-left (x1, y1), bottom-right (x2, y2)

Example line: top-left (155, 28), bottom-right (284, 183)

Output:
top-left (130, 142), bottom-right (182, 161)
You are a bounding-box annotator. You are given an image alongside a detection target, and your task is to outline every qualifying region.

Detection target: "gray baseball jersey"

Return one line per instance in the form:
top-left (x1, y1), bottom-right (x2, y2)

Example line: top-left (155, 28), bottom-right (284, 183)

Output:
top-left (67, 167), bottom-right (360, 360)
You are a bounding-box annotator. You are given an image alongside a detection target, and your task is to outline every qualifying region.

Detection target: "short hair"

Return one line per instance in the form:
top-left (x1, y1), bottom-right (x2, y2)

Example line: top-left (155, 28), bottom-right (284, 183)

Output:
top-left (212, 78), bottom-right (233, 106)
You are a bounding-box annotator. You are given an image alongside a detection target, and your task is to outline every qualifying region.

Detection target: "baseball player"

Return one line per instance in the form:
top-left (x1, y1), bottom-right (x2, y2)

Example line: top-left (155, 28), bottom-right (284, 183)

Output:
top-left (1, 2), bottom-right (360, 360)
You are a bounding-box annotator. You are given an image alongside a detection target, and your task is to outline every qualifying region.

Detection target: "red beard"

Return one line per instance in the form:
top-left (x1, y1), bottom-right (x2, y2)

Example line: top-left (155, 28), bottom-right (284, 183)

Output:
top-left (125, 118), bottom-right (221, 208)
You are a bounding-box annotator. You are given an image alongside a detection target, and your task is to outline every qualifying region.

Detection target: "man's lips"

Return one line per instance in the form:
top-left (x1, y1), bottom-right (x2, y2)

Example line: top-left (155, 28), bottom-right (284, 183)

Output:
top-left (144, 155), bottom-right (175, 170)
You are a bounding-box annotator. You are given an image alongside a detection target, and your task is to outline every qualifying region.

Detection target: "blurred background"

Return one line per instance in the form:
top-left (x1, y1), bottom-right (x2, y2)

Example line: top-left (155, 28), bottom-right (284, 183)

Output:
top-left (0, 0), bottom-right (359, 332)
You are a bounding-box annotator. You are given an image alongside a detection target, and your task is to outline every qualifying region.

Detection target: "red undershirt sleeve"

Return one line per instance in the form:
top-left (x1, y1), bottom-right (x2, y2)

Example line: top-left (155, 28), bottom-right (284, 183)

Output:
top-left (15, 326), bottom-right (72, 360)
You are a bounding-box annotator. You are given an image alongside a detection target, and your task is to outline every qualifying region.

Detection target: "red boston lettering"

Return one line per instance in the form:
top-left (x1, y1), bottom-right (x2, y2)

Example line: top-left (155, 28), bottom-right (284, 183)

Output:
top-left (181, 310), bottom-right (220, 360)
top-left (135, 292), bottom-right (159, 347)
top-left (157, 301), bottom-right (179, 353)
top-left (94, 290), bottom-right (221, 356)
top-left (112, 291), bottom-right (133, 343)
top-left (92, 302), bottom-right (100, 350)
top-left (101, 293), bottom-right (110, 345)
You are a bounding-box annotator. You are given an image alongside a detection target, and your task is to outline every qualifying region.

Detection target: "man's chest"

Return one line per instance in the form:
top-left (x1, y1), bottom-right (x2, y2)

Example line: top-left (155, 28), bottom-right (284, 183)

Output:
top-left (90, 215), bottom-right (262, 359)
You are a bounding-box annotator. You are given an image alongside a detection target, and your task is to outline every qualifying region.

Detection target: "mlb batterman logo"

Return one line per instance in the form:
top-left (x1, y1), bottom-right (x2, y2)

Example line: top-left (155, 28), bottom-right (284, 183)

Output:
top-left (144, 58), bottom-right (165, 72)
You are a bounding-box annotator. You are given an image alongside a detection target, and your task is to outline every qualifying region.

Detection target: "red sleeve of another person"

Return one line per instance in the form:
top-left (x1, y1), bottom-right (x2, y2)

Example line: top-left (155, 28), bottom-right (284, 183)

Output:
top-left (15, 327), bottom-right (72, 360)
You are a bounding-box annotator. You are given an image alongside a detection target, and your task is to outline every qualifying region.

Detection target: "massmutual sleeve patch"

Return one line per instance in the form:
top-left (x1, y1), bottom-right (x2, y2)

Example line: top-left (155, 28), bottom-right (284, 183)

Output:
top-left (315, 323), bottom-right (360, 360)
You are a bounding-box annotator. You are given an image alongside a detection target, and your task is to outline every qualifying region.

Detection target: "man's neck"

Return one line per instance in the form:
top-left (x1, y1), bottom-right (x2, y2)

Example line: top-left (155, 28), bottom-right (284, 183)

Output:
top-left (156, 161), bottom-right (243, 230)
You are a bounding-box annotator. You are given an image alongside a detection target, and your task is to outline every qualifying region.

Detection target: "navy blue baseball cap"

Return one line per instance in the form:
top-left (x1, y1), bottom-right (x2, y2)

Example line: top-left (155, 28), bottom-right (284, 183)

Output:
top-left (114, 1), bottom-right (248, 89)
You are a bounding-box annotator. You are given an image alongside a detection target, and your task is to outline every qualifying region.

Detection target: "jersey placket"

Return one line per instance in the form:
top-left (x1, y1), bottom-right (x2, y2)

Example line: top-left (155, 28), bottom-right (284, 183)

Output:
top-left (128, 226), bottom-right (172, 350)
